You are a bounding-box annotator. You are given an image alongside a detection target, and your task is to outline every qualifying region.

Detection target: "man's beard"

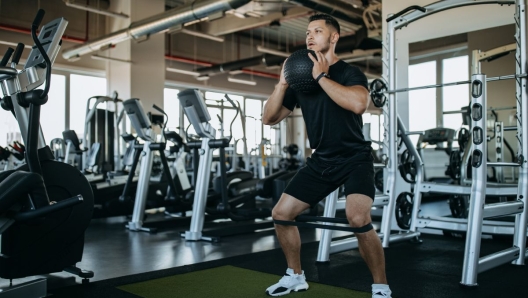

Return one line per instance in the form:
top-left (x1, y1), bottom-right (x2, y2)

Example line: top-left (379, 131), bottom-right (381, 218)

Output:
top-left (318, 36), bottom-right (332, 54)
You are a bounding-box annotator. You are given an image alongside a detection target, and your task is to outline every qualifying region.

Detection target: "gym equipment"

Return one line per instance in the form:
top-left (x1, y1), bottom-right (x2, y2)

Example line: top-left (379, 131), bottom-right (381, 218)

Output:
top-left (398, 149), bottom-right (416, 183)
top-left (395, 192), bottom-right (413, 230)
top-left (278, 144), bottom-right (301, 171)
top-left (385, 2), bottom-right (528, 287)
top-left (63, 130), bottom-right (103, 182)
top-left (0, 9), bottom-right (94, 295)
top-left (123, 98), bottom-right (191, 233)
top-left (369, 78), bottom-right (387, 108)
top-left (283, 49), bottom-right (320, 93)
top-left (370, 74), bottom-right (526, 105)
top-left (448, 194), bottom-right (469, 219)
top-left (83, 92), bottom-right (125, 173)
top-left (179, 89), bottom-right (284, 242)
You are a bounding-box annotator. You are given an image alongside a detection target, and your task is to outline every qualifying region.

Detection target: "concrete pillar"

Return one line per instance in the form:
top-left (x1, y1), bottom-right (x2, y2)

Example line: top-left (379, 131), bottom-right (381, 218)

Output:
top-left (105, 0), bottom-right (165, 109)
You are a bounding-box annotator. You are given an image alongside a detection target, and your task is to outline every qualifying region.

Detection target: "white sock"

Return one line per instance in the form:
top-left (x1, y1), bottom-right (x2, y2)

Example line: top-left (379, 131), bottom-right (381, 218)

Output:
top-left (372, 284), bottom-right (391, 292)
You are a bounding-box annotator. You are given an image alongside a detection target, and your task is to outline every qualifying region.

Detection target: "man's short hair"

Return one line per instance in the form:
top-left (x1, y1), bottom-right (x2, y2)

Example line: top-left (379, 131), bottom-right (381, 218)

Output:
top-left (308, 14), bottom-right (340, 35)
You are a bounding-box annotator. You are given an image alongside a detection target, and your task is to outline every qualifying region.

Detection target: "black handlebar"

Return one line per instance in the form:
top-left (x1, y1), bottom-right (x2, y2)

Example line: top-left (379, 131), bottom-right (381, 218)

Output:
top-left (32, 9), bottom-right (45, 29)
top-left (11, 43), bottom-right (25, 65)
top-left (387, 5), bottom-right (426, 22)
top-left (30, 9), bottom-right (51, 101)
top-left (14, 195), bottom-right (83, 223)
top-left (0, 48), bottom-right (14, 67)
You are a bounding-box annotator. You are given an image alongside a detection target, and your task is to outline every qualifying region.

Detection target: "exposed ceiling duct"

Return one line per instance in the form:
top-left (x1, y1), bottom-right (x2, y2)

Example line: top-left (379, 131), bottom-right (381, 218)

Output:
top-left (289, 0), bottom-right (365, 26)
top-left (62, 0), bottom-right (252, 60)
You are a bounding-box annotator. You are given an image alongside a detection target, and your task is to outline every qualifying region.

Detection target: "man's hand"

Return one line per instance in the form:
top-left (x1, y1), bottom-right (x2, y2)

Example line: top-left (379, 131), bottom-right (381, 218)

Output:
top-left (308, 51), bottom-right (329, 80)
top-left (279, 58), bottom-right (289, 86)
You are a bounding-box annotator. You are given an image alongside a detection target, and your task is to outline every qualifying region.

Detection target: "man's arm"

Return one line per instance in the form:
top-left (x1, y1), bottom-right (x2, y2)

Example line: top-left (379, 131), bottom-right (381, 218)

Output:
top-left (318, 78), bottom-right (370, 114)
top-left (309, 51), bottom-right (370, 115)
top-left (262, 83), bottom-right (292, 126)
top-left (262, 59), bottom-right (293, 126)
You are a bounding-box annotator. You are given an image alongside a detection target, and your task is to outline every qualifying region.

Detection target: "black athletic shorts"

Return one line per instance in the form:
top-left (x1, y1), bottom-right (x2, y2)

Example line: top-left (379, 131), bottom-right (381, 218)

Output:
top-left (284, 152), bottom-right (375, 207)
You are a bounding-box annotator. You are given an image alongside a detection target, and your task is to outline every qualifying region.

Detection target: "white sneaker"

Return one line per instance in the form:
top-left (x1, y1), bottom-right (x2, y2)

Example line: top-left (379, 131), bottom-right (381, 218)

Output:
top-left (265, 268), bottom-right (309, 296)
top-left (372, 289), bottom-right (392, 298)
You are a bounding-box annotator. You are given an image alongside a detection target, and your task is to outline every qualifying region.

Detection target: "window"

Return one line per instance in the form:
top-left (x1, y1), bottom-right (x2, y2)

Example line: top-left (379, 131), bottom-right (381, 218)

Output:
top-left (40, 74), bottom-right (66, 142)
top-left (362, 113), bottom-right (384, 150)
top-left (245, 98), bottom-right (263, 153)
top-left (442, 56), bottom-right (469, 131)
top-left (163, 88), bottom-right (179, 131)
top-left (69, 74), bottom-right (107, 137)
top-left (408, 61), bottom-right (436, 145)
top-left (0, 74), bottom-right (66, 147)
top-left (222, 95), bottom-right (245, 154)
top-left (0, 112), bottom-right (19, 147)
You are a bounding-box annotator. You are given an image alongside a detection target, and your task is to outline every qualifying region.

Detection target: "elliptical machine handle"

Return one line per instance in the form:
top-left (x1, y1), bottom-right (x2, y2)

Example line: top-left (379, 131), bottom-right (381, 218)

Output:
top-left (0, 48), bottom-right (14, 67)
top-left (32, 9), bottom-right (46, 29)
top-left (11, 43), bottom-right (25, 66)
top-left (14, 195), bottom-right (84, 223)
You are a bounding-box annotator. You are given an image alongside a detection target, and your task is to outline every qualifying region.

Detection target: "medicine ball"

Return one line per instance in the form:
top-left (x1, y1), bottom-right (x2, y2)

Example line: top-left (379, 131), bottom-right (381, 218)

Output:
top-left (284, 49), bottom-right (319, 93)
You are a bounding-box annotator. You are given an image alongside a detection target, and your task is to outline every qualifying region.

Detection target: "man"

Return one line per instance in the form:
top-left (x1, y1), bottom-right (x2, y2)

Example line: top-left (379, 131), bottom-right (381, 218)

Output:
top-left (262, 14), bottom-right (392, 298)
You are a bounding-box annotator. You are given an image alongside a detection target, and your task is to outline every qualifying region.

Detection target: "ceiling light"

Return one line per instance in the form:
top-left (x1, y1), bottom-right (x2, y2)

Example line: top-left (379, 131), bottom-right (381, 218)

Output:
top-left (343, 56), bottom-right (381, 63)
top-left (179, 29), bottom-right (224, 42)
top-left (256, 46), bottom-right (290, 58)
top-left (228, 77), bottom-right (256, 86)
top-left (91, 55), bottom-right (131, 64)
top-left (196, 75), bottom-right (210, 81)
top-left (166, 67), bottom-right (200, 76)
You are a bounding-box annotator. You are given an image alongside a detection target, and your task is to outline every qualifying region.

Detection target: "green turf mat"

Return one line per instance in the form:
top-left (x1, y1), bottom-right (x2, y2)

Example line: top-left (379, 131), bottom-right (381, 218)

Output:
top-left (118, 265), bottom-right (370, 298)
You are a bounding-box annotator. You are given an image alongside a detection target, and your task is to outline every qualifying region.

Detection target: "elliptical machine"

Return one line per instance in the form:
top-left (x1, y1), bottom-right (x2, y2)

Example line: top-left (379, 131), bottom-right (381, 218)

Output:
top-left (0, 9), bottom-right (94, 295)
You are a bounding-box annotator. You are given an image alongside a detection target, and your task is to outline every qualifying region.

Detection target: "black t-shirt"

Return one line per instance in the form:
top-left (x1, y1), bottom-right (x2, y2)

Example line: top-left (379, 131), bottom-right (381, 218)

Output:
top-left (282, 60), bottom-right (371, 164)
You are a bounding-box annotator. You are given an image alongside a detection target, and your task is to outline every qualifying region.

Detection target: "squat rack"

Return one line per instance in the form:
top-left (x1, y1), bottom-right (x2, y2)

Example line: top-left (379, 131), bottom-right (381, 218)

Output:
top-left (382, 0), bottom-right (528, 286)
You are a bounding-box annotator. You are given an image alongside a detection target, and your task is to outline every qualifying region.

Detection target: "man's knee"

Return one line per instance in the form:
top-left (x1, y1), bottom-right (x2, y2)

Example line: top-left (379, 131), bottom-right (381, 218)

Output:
top-left (346, 212), bottom-right (371, 228)
top-left (271, 205), bottom-right (292, 221)
top-left (272, 194), bottom-right (309, 221)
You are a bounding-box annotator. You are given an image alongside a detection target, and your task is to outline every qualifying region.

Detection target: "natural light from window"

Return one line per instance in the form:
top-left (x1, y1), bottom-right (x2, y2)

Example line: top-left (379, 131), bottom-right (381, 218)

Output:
top-left (443, 56), bottom-right (469, 132)
top-left (69, 74), bottom-right (107, 138)
top-left (409, 61), bottom-right (436, 145)
top-left (163, 88), bottom-right (180, 131)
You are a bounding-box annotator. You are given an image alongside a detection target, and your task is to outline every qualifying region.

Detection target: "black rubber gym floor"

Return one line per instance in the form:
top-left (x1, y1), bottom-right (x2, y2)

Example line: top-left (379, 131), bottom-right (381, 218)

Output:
top-left (1, 199), bottom-right (525, 298)
top-left (48, 232), bottom-right (527, 298)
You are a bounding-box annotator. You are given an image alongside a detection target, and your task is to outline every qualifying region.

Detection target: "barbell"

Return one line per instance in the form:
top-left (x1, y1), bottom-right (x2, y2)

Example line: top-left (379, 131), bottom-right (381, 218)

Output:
top-left (370, 73), bottom-right (528, 108)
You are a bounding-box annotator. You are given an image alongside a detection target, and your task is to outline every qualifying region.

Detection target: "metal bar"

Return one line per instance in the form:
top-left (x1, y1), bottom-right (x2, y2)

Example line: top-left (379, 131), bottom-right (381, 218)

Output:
top-left (419, 182), bottom-right (518, 196)
top-left (513, 0), bottom-right (528, 266)
top-left (383, 74), bottom-right (526, 94)
top-left (184, 137), bottom-right (214, 241)
top-left (404, 130), bottom-right (425, 135)
top-left (126, 141), bottom-right (154, 232)
top-left (380, 16), bottom-right (397, 248)
top-left (392, 1), bottom-right (515, 30)
top-left (444, 106), bottom-right (516, 114)
top-left (415, 215), bottom-right (528, 235)
top-left (487, 162), bottom-right (520, 167)
top-left (483, 201), bottom-right (524, 218)
top-left (461, 74), bottom-right (488, 286)
top-left (504, 125), bottom-right (517, 131)
top-left (478, 247), bottom-right (520, 273)
top-left (495, 122), bottom-right (504, 182)
top-left (317, 189), bottom-right (339, 262)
